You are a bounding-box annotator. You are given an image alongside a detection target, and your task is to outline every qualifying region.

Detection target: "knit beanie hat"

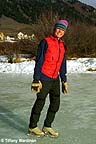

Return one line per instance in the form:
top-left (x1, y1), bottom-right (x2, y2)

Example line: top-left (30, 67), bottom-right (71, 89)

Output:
top-left (54, 20), bottom-right (68, 30)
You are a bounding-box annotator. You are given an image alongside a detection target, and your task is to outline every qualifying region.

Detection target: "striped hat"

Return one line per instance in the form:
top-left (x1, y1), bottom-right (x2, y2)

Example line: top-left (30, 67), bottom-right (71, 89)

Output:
top-left (55, 20), bottom-right (68, 30)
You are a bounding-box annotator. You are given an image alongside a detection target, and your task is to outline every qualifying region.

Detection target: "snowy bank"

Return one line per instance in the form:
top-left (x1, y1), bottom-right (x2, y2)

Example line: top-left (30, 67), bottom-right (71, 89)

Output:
top-left (0, 56), bottom-right (96, 74)
top-left (67, 58), bottom-right (96, 73)
top-left (0, 61), bottom-right (35, 74)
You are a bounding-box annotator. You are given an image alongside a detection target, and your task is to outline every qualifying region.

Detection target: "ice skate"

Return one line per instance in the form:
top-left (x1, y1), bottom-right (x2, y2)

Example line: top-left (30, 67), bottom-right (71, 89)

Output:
top-left (42, 127), bottom-right (59, 137)
top-left (28, 127), bottom-right (44, 137)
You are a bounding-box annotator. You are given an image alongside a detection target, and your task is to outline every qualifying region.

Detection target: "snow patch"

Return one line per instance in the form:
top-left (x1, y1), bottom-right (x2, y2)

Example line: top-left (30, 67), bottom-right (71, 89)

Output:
top-left (0, 56), bottom-right (96, 74)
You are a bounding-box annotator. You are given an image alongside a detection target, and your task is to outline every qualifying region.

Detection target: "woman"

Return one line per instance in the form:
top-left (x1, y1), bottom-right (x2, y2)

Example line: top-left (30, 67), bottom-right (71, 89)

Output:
top-left (28, 20), bottom-right (68, 137)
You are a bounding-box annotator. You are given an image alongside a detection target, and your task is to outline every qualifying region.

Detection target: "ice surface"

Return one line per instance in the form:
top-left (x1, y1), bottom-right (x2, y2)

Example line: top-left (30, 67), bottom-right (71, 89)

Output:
top-left (0, 73), bottom-right (96, 144)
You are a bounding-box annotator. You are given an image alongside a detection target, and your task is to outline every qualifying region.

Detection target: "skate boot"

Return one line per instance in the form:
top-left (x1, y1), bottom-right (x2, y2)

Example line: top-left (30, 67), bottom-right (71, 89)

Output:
top-left (42, 127), bottom-right (59, 137)
top-left (28, 127), bottom-right (44, 136)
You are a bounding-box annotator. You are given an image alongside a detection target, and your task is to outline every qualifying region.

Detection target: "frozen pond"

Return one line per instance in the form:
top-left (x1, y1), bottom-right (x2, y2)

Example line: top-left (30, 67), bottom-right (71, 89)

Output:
top-left (0, 73), bottom-right (96, 144)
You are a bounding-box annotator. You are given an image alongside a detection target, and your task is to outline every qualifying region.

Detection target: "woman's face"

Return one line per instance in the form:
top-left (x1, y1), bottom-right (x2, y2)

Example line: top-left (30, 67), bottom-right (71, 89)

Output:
top-left (54, 28), bottom-right (65, 39)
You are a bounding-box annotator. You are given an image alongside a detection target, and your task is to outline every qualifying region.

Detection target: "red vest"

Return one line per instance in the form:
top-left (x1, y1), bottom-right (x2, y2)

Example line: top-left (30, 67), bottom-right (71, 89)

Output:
top-left (41, 35), bottom-right (65, 78)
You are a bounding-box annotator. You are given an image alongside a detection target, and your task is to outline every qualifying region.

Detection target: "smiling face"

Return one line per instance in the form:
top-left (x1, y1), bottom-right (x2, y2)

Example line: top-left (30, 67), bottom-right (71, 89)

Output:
top-left (54, 28), bottom-right (65, 39)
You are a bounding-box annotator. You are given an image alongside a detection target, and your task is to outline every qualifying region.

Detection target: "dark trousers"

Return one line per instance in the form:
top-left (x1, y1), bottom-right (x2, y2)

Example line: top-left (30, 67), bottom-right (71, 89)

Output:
top-left (29, 78), bottom-right (60, 128)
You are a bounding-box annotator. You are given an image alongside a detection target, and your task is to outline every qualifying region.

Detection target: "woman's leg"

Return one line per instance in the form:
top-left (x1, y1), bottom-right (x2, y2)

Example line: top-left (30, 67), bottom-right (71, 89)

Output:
top-left (44, 79), bottom-right (60, 127)
top-left (29, 80), bottom-right (52, 128)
